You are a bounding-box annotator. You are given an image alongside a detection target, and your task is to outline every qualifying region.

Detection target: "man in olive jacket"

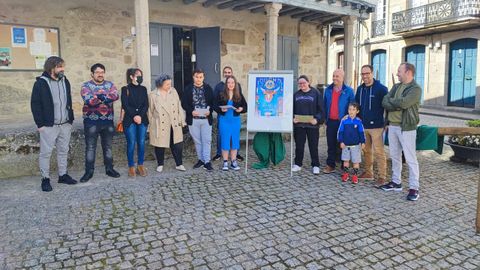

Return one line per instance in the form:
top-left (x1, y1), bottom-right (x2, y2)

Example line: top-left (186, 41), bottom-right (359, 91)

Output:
top-left (381, 63), bottom-right (421, 201)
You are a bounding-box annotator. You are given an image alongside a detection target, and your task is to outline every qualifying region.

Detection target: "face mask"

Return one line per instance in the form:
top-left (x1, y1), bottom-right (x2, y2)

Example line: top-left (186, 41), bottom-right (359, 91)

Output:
top-left (56, 71), bottom-right (65, 80)
top-left (136, 76), bottom-right (143, 85)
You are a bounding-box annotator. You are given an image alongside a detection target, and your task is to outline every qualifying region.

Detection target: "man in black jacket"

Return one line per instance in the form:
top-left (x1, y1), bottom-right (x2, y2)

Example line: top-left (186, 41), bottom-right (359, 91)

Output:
top-left (31, 56), bottom-right (77, 192)
top-left (181, 69), bottom-right (215, 171)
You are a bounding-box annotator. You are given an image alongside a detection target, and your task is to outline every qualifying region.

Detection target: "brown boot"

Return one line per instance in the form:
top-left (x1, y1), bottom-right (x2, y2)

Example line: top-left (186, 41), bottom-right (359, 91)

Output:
top-left (322, 165), bottom-right (335, 174)
top-left (128, 167), bottom-right (136, 177)
top-left (375, 178), bottom-right (386, 187)
top-left (358, 172), bottom-right (374, 180)
top-left (137, 165), bottom-right (147, 177)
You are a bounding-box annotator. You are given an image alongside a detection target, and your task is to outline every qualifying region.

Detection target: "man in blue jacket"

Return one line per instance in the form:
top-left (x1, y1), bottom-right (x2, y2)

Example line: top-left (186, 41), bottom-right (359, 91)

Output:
top-left (323, 69), bottom-right (355, 173)
top-left (355, 65), bottom-right (388, 186)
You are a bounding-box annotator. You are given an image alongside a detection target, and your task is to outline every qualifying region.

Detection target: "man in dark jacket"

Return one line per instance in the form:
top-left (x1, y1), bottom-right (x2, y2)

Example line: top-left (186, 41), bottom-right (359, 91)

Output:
top-left (323, 69), bottom-right (355, 173)
top-left (31, 56), bottom-right (77, 192)
top-left (355, 65), bottom-right (388, 186)
top-left (181, 69), bottom-right (215, 171)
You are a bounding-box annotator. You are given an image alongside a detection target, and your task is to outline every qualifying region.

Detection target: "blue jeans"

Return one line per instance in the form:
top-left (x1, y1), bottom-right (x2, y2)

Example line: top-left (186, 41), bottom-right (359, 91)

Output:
top-left (124, 123), bottom-right (147, 167)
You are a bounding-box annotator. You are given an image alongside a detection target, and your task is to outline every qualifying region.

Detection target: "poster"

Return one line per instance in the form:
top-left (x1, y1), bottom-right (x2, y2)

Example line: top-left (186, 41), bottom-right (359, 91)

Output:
top-left (255, 77), bottom-right (284, 117)
top-left (11, 27), bottom-right (27, 47)
top-left (150, 44), bottom-right (159, 56)
top-left (34, 55), bottom-right (46, 69)
top-left (0, 48), bottom-right (12, 68)
top-left (247, 70), bottom-right (294, 133)
top-left (33, 28), bottom-right (46, 42)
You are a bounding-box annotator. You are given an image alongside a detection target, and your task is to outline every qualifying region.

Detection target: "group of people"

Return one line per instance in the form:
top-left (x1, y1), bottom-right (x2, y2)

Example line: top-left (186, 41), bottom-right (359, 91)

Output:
top-left (292, 63), bottom-right (421, 201)
top-left (31, 56), bottom-right (421, 201)
top-left (31, 56), bottom-right (246, 192)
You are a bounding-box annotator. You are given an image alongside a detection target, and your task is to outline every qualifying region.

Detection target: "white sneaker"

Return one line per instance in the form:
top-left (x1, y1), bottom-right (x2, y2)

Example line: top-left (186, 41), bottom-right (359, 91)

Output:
top-left (312, 166), bottom-right (320, 175)
top-left (222, 161), bottom-right (229, 171)
top-left (176, 165), bottom-right (186, 171)
top-left (291, 164), bottom-right (302, 172)
top-left (156, 166), bottom-right (163, 173)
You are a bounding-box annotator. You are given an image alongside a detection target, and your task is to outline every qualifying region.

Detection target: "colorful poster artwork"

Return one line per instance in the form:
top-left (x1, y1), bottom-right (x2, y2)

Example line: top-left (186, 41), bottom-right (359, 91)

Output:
top-left (255, 77), bottom-right (284, 117)
top-left (0, 48), bottom-right (12, 68)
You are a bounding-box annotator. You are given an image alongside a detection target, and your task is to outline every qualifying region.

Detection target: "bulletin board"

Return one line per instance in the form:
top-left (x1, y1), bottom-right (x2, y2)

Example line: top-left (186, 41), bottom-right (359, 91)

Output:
top-left (0, 23), bottom-right (60, 71)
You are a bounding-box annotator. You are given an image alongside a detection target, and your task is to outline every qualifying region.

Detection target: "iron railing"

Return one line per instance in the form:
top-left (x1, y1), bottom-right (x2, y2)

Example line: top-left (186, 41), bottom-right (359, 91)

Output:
top-left (392, 0), bottom-right (480, 33)
top-left (372, 18), bottom-right (385, 37)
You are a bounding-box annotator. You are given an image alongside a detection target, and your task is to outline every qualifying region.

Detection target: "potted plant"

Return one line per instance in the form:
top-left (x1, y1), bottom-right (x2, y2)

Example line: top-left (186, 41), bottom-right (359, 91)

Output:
top-left (446, 119), bottom-right (480, 166)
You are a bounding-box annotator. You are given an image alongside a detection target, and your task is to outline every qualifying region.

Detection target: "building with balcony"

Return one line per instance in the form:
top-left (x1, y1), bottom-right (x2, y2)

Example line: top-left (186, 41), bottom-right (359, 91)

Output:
top-left (329, 0), bottom-right (480, 112)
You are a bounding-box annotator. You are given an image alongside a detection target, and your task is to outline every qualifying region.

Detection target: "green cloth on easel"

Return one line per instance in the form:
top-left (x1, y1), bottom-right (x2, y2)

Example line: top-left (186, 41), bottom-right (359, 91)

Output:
top-left (416, 125), bottom-right (444, 154)
top-left (252, 132), bottom-right (285, 169)
top-left (384, 125), bottom-right (444, 154)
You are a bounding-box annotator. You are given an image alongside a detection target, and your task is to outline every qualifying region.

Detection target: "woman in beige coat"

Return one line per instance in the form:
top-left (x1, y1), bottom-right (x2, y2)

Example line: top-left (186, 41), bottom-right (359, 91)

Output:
top-left (148, 74), bottom-right (186, 172)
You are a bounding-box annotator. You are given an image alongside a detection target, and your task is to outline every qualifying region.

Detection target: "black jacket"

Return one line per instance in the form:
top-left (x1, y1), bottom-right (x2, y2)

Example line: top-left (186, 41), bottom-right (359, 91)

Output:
top-left (121, 84), bottom-right (149, 129)
top-left (181, 83), bottom-right (214, 125)
top-left (213, 92), bottom-right (248, 117)
top-left (30, 71), bottom-right (74, 128)
top-left (293, 87), bottom-right (325, 128)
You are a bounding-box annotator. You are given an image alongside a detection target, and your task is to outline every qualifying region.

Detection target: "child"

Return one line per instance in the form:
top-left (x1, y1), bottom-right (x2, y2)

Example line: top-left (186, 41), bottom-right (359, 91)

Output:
top-left (337, 102), bottom-right (365, 184)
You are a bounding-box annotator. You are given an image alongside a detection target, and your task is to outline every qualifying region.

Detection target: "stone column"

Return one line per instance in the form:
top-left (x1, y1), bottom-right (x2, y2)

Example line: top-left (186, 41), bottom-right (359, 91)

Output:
top-left (342, 16), bottom-right (356, 86)
top-left (135, 0), bottom-right (151, 88)
top-left (265, 3), bottom-right (282, 70)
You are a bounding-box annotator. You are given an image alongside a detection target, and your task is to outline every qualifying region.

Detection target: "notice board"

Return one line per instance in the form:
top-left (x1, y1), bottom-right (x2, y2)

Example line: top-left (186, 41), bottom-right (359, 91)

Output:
top-left (0, 23), bottom-right (60, 71)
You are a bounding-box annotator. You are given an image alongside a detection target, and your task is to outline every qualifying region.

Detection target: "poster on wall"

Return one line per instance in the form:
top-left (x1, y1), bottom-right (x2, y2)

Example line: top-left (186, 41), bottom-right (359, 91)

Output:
top-left (247, 70), bottom-right (294, 133)
top-left (11, 27), bottom-right (27, 48)
top-left (0, 48), bottom-right (12, 69)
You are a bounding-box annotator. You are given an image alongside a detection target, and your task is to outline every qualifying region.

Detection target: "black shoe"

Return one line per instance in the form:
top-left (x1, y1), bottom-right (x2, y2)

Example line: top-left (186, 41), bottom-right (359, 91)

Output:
top-left (212, 154), bottom-right (222, 161)
top-left (80, 171), bottom-right (94, 183)
top-left (41, 178), bottom-right (52, 192)
top-left (407, 189), bottom-right (419, 201)
top-left (193, 160), bottom-right (205, 169)
top-left (106, 168), bottom-right (120, 178)
top-left (236, 154), bottom-right (244, 162)
top-left (203, 162), bottom-right (214, 171)
top-left (380, 181), bottom-right (402, 191)
top-left (58, 174), bottom-right (78, 185)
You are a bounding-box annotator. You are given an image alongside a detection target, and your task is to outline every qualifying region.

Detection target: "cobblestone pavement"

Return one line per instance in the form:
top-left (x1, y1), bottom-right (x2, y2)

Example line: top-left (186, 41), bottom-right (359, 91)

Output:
top-left (0, 115), bottom-right (479, 270)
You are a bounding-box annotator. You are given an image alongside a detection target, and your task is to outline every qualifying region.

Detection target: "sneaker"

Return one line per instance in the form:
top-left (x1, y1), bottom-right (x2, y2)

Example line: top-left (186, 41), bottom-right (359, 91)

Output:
top-left (222, 161), bottom-right (229, 171)
top-left (175, 165), bottom-right (186, 171)
top-left (236, 154), bottom-right (245, 162)
top-left (204, 162), bottom-right (214, 171)
top-left (58, 174), bottom-right (77, 185)
top-left (212, 154), bottom-right (222, 161)
top-left (41, 177), bottom-right (52, 192)
top-left (312, 166), bottom-right (320, 175)
top-left (358, 172), bottom-right (374, 180)
top-left (380, 181), bottom-right (402, 191)
top-left (230, 160), bottom-right (240, 171)
top-left (291, 165), bottom-right (302, 172)
top-left (156, 165), bottom-right (163, 173)
top-left (407, 189), bottom-right (419, 201)
top-left (106, 168), bottom-right (120, 178)
top-left (341, 172), bottom-right (349, 182)
top-left (323, 165), bottom-right (335, 174)
top-left (193, 160), bottom-right (204, 169)
top-left (351, 175), bottom-right (359, 184)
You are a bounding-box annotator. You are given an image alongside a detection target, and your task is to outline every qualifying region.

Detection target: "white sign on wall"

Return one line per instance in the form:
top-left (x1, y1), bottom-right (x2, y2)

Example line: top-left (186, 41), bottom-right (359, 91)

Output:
top-left (246, 70), bottom-right (294, 133)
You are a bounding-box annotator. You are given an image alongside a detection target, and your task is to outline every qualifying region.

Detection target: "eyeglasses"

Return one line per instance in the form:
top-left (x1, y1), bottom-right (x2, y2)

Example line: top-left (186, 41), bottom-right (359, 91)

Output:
top-left (361, 72), bottom-right (371, 76)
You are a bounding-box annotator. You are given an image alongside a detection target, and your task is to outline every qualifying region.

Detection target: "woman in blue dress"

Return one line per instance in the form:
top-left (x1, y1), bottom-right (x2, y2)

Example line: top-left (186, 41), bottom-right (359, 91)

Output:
top-left (214, 76), bottom-right (247, 171)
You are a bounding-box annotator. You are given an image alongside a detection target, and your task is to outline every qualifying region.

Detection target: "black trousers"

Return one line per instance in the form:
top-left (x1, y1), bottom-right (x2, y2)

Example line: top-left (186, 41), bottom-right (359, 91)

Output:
top-left (154, 128), bottom-right (183, 166)
top-left (326, 120), bottom-right (341, 168)
top-left (294, 126), bottom-right (320, 167)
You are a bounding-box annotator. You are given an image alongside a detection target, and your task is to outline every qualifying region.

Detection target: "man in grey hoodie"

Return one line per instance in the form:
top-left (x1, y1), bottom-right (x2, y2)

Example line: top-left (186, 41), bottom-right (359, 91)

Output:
top-left (31, 56), bottom-right (77, 192)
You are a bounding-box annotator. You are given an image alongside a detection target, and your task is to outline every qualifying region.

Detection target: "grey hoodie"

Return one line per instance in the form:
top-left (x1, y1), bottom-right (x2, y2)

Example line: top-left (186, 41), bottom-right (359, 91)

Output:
top-left (41, 75), bottom-right (69, 124)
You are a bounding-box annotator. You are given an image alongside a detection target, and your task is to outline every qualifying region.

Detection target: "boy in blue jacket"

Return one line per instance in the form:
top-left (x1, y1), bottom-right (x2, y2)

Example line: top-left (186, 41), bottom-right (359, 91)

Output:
top-left (338, 102), bottom-right (365, 184)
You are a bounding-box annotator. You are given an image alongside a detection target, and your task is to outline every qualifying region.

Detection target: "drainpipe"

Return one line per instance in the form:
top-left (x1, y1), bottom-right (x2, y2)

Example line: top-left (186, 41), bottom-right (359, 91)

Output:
top-left (355, 17), bottom-right (362, 89)
top-left (325, 24), bottom-right (331, 85)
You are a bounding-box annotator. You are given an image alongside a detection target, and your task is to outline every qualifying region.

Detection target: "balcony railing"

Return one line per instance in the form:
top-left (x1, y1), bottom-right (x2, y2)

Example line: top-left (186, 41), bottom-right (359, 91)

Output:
top-left (392, 0), bottom-right (480, 33)
top-left (372, 19), bottom-right (385, 37)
